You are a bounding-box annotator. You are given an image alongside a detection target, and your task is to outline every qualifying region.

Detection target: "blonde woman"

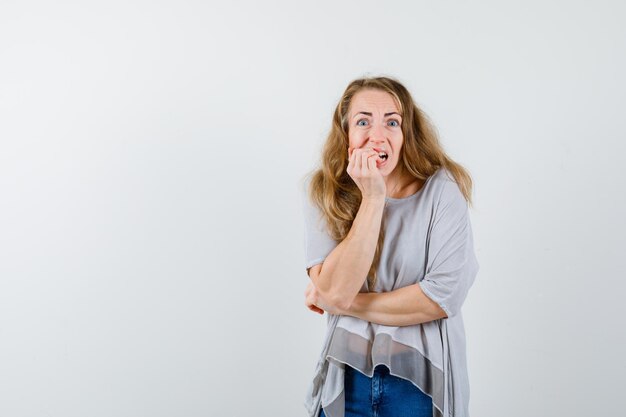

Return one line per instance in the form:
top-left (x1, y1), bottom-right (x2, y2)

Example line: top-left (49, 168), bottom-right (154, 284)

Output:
top-left (301, 76), bottom-right (479, 417)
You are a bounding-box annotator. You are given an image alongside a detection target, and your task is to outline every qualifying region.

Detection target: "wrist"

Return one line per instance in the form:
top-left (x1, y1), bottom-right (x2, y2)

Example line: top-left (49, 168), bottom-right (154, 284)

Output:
top-left (361, 197), bottom-right (386, 207)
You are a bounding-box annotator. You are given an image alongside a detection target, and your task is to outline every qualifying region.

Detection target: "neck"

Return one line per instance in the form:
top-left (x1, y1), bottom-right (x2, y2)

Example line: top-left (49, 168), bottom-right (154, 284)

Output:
top-left (385, 166), bottom-right (414, 198)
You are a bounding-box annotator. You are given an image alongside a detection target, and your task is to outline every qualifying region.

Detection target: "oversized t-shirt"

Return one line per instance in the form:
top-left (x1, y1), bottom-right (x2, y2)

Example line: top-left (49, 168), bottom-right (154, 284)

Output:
top-left (301, 167), bottom-right (480, 417)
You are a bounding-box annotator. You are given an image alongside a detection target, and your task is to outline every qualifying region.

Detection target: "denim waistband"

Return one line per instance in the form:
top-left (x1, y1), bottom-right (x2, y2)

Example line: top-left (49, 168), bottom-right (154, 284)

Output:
top-left (373, 363), bottom-right (390, 374)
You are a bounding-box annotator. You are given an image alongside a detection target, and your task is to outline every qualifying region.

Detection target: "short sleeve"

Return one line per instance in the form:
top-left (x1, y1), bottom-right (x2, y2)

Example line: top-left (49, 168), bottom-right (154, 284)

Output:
top-left (301, 176), bottom-right (339, 274)
top-left (418, 178), bottom-right (479, 318)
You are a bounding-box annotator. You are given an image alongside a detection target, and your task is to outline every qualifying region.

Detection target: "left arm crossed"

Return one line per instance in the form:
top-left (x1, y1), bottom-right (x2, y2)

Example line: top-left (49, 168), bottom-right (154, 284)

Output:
top-left (335, 283), bottom-right (447, 326)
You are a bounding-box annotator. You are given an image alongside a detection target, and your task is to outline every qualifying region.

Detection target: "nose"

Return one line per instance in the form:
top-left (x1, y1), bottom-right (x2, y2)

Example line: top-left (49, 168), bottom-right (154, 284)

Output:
top-left (368, 122), bottom-right (387, 143)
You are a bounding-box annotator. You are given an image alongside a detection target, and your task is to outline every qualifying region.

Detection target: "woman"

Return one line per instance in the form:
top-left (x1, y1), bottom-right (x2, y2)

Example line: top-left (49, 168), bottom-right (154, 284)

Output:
top-left (300, 76), bottom-right (479, 417)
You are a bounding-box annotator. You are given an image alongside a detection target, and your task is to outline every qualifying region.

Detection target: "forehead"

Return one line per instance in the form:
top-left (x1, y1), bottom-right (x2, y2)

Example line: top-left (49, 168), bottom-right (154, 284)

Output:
top-left (350, 89), bottom-right (400, 114)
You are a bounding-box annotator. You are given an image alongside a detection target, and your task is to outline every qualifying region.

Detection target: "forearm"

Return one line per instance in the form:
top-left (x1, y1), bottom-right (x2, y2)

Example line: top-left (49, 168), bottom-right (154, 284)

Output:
top-left (316, 197), bottom-right (386, 310)
top-left (336, 283), bottom-right (448, 326)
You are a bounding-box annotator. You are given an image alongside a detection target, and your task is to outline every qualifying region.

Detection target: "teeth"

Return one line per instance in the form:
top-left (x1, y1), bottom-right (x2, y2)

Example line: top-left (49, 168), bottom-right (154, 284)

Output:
top-left (378, 152), bottom-right (388, 159)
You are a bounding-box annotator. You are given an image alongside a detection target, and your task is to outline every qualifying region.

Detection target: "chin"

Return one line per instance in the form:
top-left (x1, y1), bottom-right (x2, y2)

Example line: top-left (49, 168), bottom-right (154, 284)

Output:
top-left (380, 161), bottom-right (396, 173)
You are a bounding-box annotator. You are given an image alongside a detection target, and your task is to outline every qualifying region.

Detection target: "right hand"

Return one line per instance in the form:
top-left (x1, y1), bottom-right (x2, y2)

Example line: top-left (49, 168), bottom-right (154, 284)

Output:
top-left (347, 147), bottom-right (387, 200)
top-left (304, 281), bottom-right (340, 315)
top-left (304, 281), bottom-right (325, 314)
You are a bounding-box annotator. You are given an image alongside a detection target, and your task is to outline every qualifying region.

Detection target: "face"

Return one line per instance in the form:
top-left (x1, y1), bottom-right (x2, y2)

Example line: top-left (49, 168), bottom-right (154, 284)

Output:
top-left (347, 89), bottom-right (403, 177)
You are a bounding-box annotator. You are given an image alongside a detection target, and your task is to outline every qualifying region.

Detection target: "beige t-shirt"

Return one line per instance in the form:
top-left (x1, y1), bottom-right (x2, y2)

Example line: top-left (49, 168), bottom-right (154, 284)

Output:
top-left (301, 167), bottom-right (480, 417)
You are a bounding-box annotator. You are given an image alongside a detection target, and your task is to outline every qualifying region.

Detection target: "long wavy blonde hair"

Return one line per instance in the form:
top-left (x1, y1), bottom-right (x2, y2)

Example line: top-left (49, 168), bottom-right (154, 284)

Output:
top-left (302, 75), bottom-right (475, 291)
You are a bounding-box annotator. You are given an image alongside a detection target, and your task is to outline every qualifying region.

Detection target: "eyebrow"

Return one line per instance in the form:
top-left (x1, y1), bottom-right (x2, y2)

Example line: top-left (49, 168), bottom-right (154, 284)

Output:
top-left (353, 111), bottom-right (402, 119)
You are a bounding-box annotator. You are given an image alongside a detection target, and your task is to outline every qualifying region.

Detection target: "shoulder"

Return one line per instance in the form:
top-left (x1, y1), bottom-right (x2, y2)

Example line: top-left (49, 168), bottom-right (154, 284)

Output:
top-left (429, 166), bottom-right (455, 186)
top-left (429, 167), bottom-right (467, 211)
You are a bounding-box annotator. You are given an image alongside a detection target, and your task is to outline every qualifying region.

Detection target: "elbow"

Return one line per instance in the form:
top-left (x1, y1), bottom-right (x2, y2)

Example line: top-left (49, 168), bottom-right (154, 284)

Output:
top-left (312, 268), bottom-right (356, 312)
top-left (422, 303), bottom-right (449, 322)
top-left (417, 281), bottom-right (463, 320)
top-left (334, 293), bottom-right (355, 312)
top-left (432, 302), bottom-right (453, 320)
top-left (319, 288), bottom-right (353, 312)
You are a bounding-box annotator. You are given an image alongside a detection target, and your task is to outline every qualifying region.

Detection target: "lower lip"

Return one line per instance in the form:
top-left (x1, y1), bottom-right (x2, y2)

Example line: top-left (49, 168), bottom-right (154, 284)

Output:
top-left (376, 157), bottom-right (388, 168)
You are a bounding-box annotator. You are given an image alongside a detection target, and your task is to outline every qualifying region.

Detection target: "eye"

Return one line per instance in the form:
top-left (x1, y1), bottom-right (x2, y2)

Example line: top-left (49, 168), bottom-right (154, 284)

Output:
top-left (388, 119), bottom-right (400, 127)
top-left (356, 119), bottom-right (368, 126)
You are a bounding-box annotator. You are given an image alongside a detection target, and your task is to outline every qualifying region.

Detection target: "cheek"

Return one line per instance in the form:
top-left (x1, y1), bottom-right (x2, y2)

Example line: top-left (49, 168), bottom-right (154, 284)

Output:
top-left (393, 137), bottom-right (404, 152)
top-left (349, 131), bottom-right (365, 144)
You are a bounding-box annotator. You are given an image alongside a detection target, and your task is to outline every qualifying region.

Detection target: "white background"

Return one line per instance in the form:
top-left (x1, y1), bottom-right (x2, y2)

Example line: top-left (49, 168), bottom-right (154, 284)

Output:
top-left (1, 1), bottom-right (625, 416)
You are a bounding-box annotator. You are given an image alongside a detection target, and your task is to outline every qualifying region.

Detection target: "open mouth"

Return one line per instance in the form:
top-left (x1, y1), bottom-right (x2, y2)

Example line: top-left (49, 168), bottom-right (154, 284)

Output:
top-left (376, 151), bottom-right (389, 168)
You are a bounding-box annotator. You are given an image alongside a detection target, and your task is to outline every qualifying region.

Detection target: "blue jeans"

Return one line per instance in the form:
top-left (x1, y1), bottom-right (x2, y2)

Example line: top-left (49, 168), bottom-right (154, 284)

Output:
top-left (319, 364), bottom-right (433, 417)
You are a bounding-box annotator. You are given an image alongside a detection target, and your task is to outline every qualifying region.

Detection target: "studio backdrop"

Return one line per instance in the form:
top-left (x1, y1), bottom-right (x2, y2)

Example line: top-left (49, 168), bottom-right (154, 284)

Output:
top-left (1, 1), bottom-right (625, 416)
